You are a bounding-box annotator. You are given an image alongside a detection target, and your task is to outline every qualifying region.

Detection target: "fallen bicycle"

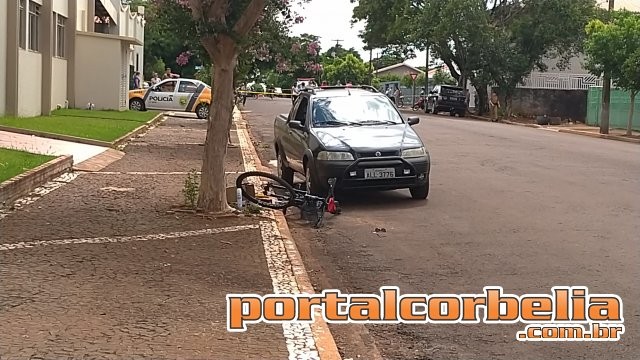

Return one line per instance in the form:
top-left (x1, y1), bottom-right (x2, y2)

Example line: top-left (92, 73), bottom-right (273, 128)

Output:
top-left (235, 171), bottom-right (341, 228)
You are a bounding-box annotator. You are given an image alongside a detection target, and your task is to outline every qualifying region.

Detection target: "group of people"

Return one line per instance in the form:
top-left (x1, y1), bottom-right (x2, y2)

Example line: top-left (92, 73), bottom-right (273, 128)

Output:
top-left (384, 85), bottom-right (402, 107)
top-left (129, 67), bottom-right (180, 90)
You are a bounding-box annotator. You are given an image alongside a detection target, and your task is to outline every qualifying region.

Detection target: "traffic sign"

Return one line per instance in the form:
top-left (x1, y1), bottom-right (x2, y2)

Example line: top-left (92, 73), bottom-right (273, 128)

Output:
top-left (409, 73), bottom-right (418, 81)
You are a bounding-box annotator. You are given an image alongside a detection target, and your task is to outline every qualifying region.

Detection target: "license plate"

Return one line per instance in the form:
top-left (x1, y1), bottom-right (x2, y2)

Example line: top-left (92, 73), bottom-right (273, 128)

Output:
top-left (364, 168), bottom-right (395, 179)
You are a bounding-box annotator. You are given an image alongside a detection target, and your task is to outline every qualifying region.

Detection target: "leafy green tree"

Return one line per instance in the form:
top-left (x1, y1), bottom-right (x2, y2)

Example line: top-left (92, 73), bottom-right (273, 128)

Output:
top-left (621, 51), bottom-right (640, 135)
top-left (149, 58), bottom-right (166, 78)
top-left (485, 0), bottom-right (597, 116)
top-left (154, 0), bottom-right (309, 213)
top-left (352, 0), bottom-right (492, 112)
top-left (323, 45), bottom-right (362, 63)
top-left (585, 11), bottom-right (640, 135)
top-left (432, 69), bottom-right (456, 85)
top-left (352, 0), bottom-right (598, 116)
top-left (370, 48), bottom-right (408, 70)
top-left (323, 54), bottom-right (369, 85)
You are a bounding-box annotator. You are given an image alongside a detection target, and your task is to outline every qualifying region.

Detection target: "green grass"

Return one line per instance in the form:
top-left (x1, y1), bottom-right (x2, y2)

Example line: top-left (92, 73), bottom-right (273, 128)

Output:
top-left (0, 108), bottom-right (161, 142)
top-left (0, 116), bottom-right (145, 142)
top-left (51, 109), bottom-right (160, 122)
top-left (0, 148), bottom-right (56, 183)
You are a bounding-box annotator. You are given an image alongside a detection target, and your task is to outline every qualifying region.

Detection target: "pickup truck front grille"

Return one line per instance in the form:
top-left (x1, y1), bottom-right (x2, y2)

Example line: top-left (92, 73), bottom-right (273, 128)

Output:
top-left (357, 151), bottom-right (399, 158)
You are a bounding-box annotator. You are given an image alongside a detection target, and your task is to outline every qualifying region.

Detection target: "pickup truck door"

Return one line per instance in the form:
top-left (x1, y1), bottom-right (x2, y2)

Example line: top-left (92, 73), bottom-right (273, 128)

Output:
top-left (284, 95), bottom-right (310, 173)
top-left (280, 98), bottom-right (300, 170)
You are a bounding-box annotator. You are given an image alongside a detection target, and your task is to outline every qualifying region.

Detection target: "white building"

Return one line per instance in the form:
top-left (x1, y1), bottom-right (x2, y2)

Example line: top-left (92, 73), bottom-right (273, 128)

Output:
top-left (0, 0), bottom-right (145, 117)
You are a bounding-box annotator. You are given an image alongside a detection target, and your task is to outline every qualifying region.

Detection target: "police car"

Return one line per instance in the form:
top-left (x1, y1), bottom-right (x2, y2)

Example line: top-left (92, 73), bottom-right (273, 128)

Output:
top-left (129, 78), bottom-right (212, 119)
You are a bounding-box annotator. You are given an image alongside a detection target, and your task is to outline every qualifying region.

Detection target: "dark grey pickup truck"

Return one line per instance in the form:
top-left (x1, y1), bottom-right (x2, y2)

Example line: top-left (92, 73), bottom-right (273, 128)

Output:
top-left (273, 85), bottom-right (431, 199)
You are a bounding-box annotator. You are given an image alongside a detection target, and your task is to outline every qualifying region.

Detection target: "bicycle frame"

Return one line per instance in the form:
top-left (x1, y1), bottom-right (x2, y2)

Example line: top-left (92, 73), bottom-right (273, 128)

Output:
top-left (258, 177), bottom-right (340, 228)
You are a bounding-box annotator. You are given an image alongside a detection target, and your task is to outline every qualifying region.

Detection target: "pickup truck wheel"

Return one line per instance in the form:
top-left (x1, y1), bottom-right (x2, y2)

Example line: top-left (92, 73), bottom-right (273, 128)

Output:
top-left (277, 152), bottom-right (294, 185)
top-left (305, 166), bottom-right (326, 196)
top-left (409, 179), bottom-right (430, 200)
top-left (431, 101), bottom-right (439, 115)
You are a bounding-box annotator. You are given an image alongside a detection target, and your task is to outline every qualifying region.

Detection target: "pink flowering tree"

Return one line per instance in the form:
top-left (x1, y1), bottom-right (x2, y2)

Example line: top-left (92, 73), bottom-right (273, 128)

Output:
top-left (154, 0), bottom-right (309, 213)
top-left (271, 34), bottom-right (323, 86)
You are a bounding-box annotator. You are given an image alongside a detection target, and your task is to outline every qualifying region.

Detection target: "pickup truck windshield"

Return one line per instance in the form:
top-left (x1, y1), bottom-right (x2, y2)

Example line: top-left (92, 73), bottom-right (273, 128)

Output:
top-left (312, 95), bottom-right (403, 127)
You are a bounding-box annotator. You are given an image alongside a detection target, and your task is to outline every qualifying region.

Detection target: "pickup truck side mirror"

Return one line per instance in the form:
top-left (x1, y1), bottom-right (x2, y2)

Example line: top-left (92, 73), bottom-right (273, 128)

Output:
top-left (407, 117), bottom-right (420, 126)
top-left (288, 121), bottom-right (305, 131)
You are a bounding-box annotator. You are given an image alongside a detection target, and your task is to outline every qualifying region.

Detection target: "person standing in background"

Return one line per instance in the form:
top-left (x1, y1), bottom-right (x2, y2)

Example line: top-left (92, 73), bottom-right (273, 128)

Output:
top-left (150, 72), bottom-right (161, 86)
top-left (163, 67), bottom-right (179, 80)
top-left (393, 85), bottom-right (401, 107)
top-left (489, 91), bottom-right (500, 122)
top-left (132, 72), bottom-right (142, 89)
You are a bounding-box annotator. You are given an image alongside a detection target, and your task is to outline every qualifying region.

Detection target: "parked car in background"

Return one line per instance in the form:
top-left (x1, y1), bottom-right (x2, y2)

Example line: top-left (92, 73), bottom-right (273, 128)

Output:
top-left (427, 85), bottom-right (467, 117)
top-left (273, 85), bottom-right (431, 199)
top-left (128, 78), bottom-right (212, 119)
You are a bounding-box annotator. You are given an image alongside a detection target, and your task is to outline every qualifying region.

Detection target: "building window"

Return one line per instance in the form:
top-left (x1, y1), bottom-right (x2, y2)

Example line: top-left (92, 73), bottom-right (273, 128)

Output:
top-left (55, 14), bottom-right (66, 58)
top-left (28, 1), bottom-right (40, 51)
top-left (19, 0), bottom-right (26, 49)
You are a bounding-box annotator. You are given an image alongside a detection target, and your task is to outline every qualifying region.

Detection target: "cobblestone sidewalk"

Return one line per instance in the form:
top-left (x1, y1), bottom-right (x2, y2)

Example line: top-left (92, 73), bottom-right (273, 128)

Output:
top-left (0, 115), bottom-right (325, 359)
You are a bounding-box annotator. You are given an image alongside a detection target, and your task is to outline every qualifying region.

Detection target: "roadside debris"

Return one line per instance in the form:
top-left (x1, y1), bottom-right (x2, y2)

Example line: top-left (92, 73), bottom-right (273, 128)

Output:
top-left (373, 227), bottom-right (387, 237)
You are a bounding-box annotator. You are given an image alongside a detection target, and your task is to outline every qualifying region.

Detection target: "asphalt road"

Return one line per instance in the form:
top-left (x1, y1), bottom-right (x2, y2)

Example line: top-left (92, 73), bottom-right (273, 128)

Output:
top-left (242, 97), bottom-right (640, 360)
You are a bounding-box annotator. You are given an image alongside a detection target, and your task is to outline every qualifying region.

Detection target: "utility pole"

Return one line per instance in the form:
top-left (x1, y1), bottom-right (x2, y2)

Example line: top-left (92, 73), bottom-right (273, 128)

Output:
top-left (369, 47), bottom-right (373, 85)
top-left (424, 44), bottom-right (430, 112)
top-left (600, 0), bottom-right (614, 134)
top-left (332, 39), bottom-right (343, 48)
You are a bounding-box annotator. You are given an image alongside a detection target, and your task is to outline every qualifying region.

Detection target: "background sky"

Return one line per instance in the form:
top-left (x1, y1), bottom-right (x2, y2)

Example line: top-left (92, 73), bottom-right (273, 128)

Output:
top-left (288, 0), bottom-right (428, 67)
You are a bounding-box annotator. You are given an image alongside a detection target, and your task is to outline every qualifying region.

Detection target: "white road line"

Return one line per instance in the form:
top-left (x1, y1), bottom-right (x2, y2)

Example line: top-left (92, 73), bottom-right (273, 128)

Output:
top-left (234, 110), bottom-right (321, 360)
top-left (0, 224), bottom-right (260, 251)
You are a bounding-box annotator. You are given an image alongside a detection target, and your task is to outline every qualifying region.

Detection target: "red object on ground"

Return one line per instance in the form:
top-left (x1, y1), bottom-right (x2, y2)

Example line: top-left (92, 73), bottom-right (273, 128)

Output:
top-left (327, 197), bottom-right (337, 214)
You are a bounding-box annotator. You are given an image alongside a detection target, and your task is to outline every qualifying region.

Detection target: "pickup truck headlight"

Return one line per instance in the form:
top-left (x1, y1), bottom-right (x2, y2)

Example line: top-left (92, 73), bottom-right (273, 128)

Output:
top-left (401, 147), bottom-right (426, 158)
top-left (317, 151), bottom-right (354, 161)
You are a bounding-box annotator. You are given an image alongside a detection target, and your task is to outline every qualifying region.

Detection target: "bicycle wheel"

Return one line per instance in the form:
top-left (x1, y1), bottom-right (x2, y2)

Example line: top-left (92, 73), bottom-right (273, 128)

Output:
top-left (236, 171), bottom-right (297, 210)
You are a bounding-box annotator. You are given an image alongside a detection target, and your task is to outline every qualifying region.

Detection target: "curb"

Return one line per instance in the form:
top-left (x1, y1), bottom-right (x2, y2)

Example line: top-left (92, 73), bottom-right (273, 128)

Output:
top-left (557, 129), bottom-right (640, 144)
top-left (467, 114), bottom-right (544, 128)
top-left (400, 108), bottom-right (639, 143)
top-left (0, 125), bottom-right (112, 147)
top-left (398, 108), bottom-right (536, 126)
top-left (112, 112), bottom-right (166, 148)
top-left (232, 109), bottom-right (343, 360)
top-left (0, 155), bottom-right (73, 206)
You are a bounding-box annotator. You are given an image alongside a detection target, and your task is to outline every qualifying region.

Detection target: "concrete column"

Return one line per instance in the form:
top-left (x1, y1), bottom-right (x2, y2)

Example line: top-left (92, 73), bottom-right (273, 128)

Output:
top-left (67, 0), bottom-right (77, 107)
top-left (41, 0), bottom-right (53, 115)
top-left (87, 0), bottom-right (95, 32)
top-left (6, 0), bottom-right (20, 116)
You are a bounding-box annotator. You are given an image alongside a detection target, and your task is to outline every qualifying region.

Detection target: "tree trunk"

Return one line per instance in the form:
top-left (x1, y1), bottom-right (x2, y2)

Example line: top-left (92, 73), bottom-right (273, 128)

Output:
top-left (504, 93), bottom-right (513, 118)
top-left (627, 91), bottom-right (636, 136)
top-left (473, 84), bottom-right (488, 116)
top-left (198, 35), bottom-right (238, 213)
